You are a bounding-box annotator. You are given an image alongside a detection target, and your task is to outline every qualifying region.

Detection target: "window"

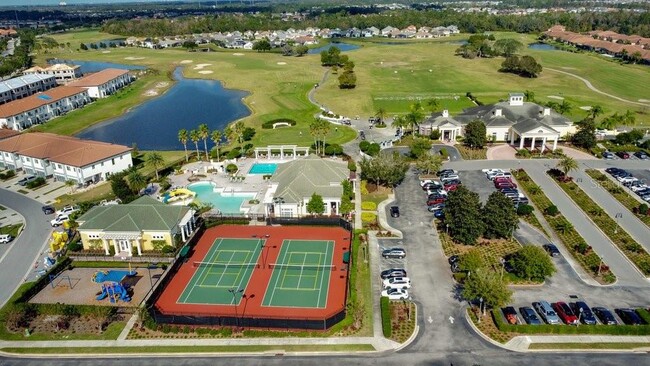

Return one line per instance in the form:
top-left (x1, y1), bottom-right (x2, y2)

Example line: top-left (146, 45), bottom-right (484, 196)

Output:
top-left (152, 234), bottom-right (165, 240)
top-left (88, 234), bottom-right (101, 239)
top-left (66, 166), bottom-right (71, 171)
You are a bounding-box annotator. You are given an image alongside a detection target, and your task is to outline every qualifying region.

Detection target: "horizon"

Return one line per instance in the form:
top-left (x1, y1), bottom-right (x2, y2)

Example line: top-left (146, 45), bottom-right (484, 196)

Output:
top-left (0, 0), bottom-right (212, 7)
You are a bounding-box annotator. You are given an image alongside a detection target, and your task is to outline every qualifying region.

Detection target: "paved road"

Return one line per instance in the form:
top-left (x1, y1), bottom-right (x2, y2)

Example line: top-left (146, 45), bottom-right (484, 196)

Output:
top-left (0, 188), bottom-right (52, 307)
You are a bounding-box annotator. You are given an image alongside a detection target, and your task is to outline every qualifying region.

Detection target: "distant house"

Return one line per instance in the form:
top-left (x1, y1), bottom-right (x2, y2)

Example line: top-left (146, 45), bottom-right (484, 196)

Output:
top-left (367, 26), bottom-right (380, 36)
top-left (68, 68), bottom-right (134, 99)
top-left (77, 196), bottom-right (196, 257)
top-left (264, 155), bottom-right (350, 217)
top-left (243, 41), bottom-right (254, 50)
top-left (402, 25), bottom-right (417, 35)
top-left (415, 31), bottom-right (434, 39)
top-left (381, 26), bottom-right (395, 37)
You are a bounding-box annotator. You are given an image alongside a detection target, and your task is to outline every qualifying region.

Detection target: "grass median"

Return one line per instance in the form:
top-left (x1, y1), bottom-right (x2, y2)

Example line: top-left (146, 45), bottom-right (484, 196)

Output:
top-left (586, 169), bottom-right (650, 228)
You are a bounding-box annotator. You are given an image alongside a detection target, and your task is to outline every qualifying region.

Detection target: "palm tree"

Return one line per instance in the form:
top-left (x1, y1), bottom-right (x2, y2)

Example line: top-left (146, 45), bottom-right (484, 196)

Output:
top-left (178, 129), bottom-right (189, 162)
top-left (224, 126), bottom-right (235, 145)
top-left (146, 151), bottom-right (164, 180)
top-left (189, 129), bottom-right (201, 160)
top-left (234, 121), bottom-right (246, 144)
top-left (555, 220), bottom-right (574, 235)
top-left (375, 107), bottom-right (387, 125)
top-left (127, 170), bottom-right (147, 193)
top-left (557, 156), bottom-right (578, 177)
top-left (198, 123), bottom-right (210, 161)
top-left (622, 110), bottom-right (636, 126)
top-left (309, 118), bottom-right (322, 155)
top-left (64, 179), bottom-right (76, 194)
top-left (318, 118), bottom-right (331, 154)
top-left (590, 104), bottom-right (604, 120)
top-left (599, 113), bottom-right (619, 130)
top-left (523, 90), bottom-right (535, 103)
top-left (426, 98), bottom-right (440, 114)
top-left (557, 100), bottom-right (573, 115)
top-left (210, 129), bottom-right (223, 161)
top-left (404, 102), bottom-right (425, 134)
top-left (391, 115), bottom-right (406, 131)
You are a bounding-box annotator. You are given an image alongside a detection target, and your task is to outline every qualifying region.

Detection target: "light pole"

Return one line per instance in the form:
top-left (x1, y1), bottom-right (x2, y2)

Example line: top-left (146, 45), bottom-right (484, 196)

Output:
top-left (614, 212), bottom-right (622, 234)
top-left (228, 288), bottom-right (244, 327)
top-left (146, 263), bottom-right (159, 289)
top-left (446, 223), bottom-right (449, 235)
top-left (478, 297), bottom-right (483, 323)
top-left (240, 293), bottom-right (255, 329)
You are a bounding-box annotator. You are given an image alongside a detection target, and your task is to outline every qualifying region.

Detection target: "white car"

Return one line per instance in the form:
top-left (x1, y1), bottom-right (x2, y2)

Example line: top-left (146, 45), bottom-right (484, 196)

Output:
top-left (383, 277), bottom-right (411, 289)
top-left (630, 184), bottom-right (648, 192)
top-left (381, 288), bottom-right (409, 300)
top-left (420, 179), bottom-right (435, 187)
top-left (440, 175), bottom-right (459, 182)
top-left (617, 176), bottom-right (638, 184)
top-left (0, 234), bottom-right (13, 244)
top-left (482, 168), bottom-right (504, 174)
top-left (427, 189), bottom-right (447, 196)
top-left (55, 206), bottom-right (78, 217)
top-left (488, 172), bottom-right (512, 181)
top-left (50, 214), bottom-right (69, 227)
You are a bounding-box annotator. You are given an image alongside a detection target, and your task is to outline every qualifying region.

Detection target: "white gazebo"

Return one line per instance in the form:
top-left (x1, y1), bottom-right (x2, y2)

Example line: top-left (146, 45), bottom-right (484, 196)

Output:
top-left (254, 145), bottom-right (309, 160)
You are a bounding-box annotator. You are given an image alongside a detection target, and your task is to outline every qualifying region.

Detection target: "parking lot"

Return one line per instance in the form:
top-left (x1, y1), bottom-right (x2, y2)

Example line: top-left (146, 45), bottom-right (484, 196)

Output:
top-left (458, 170), bottom-right (498, 203)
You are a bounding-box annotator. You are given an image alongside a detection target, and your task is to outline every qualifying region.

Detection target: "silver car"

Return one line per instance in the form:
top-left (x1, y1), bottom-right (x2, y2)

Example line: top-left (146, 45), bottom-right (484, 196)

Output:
top-left (533, 301), bottom-right (561, 324)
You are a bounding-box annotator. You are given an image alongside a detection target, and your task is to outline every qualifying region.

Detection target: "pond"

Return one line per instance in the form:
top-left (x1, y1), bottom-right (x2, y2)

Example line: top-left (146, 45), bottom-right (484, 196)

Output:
top-left (47, 58), bottom-right (147, 74)
top-left (76, 67), bottom-right (250, 151)
top-left (528, 43), bottom-right (558, 51)
top-left (308, 42), bottom-right (360, 54)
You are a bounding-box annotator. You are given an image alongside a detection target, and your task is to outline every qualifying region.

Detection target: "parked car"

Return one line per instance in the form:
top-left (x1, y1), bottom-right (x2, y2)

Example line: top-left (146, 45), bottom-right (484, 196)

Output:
top-left (448, 255), bottom-right (459, 265)
top-left (553, 302), bottom-right (579, 325)
top-left (381, 288), bottom-right (409, 300)
top-left (617, 176), bottom-right (638, 184)
top-left (55, 205), bottom-right (78, 217)
top-left (437, 169), bottom-right (457, 176)
top-left (570, 301), bottom-right (597, 325)
top-left (605, 167), bottom-right (622, 174)
top-left (390, 206), bottom-right (400, 218)
top-left (482, 168), bottom-right (505, 175)
top-left (502, 306), bottom-right (519, 325)
top-left (533, 301), bottom-right (561, 324)
top-left (427, 203), bottom-right (446, 212)
top-left (422, 182), bottom-right (442, 191)
top-left (50, 214), bottom-right (69, 227)
top-left (427, 198), bottom-right (446, 206)
top-left (593, 307), bottom-right (618, 325)
top-left (602, 151), bottom-right (615, 159)
top-left (616, 151), bottom-right (630, 159)
top-left (0, 234), bottom-right (13, 244)
top-left (440, 175), bottom-right (460, 182)
top-left (488, 172), bottom-right (512, 181)
top-left (543, 243), bottom-right (561, 257)
top-left (41, 205), bottom-right (55, 215)
top-left (615, 308), bottom-right (645, 325)
top-left (634, 151), bottom-right (649, 160)
top-left (519, 306), bottom-right (542, 325)
top-left (444, 183), bottom-right (460, 191)
top-left (433, 210), bottom-right (445, 219)
top-left (382, 248), bottom-right (406, 259)
top-left (495, 182), bottom-right (516, 190)
top-left (16, 175), bottom-right (37, 186)
top-left (383, 277), bottom-right (411, 289)
top-left (380, 268), bottom-right (407, 279)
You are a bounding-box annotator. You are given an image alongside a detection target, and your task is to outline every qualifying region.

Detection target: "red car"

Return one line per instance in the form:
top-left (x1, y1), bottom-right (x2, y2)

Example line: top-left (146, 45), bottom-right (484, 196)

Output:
top-left (495, 182), bottom-right (517, 189)
top-left (494, 177), bottom-right (513, 184)
top-left (427, 197), bottom-right (446, 206)
top-left (552, 302), bottom-right (578, 325)
top-left (444, 183), bottom-right (460, 191)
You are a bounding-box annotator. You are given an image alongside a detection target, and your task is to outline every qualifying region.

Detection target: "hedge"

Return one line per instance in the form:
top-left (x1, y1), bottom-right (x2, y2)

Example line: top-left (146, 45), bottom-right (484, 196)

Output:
top-left (381, 296), bottom-right (391, 337)
top-left (261, 118), bottom-right (297, 129)
top-left (361, 201), bottom-right (377, 211)
top-left (492, 309), bottom-right (650, 335)
top-left (361, 212), bottom-right (377, 223)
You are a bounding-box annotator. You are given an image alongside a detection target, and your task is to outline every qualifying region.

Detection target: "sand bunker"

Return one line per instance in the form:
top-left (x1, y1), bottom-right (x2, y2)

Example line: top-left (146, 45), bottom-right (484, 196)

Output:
top-left (639, 99), bottom-right (650, 103)
top-left (155, 82), bottom-right (169, 88)
top-left (547, 95), bottom-right (564, 100)
top-left (101, 51), bottom-right (111, 54)
top-left (143, 90), bottom-right (158, 97)
top-left (193, 63), bottom-right (212, 70)
top-left (579, 106), bottom-right (592, 111)
top-left (277, 62), bottom-right (287, 65)
top-left (124, 56), bottom-right (145, 60)
top-left (233, 53), bottom-right (245, 56)
top-left (180, 60), bottom-right (194, 64)
top-left (198, 70), bottom-right (214, 74)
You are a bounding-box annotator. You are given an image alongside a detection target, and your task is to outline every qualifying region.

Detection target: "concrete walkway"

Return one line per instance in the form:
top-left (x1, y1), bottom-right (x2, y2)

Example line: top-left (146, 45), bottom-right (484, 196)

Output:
top-left (505, 335), bottom-right (650, 352)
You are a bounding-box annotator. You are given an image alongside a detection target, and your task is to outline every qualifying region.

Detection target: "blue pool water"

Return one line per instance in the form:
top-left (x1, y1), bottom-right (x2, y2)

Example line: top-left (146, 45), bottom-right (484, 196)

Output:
top-left (187, 182), bottom-right (255, 214)
top-left (248, 163), bottom-right (278, 175)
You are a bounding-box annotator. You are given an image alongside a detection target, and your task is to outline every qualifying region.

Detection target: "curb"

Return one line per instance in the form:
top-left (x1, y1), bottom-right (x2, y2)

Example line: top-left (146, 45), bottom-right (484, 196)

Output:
top-left (462, 307), bottom-right (520, 352)
top-left (375, 194), bottom-right (403, 239)
top-left (393, 302), bottom-right (419, 352)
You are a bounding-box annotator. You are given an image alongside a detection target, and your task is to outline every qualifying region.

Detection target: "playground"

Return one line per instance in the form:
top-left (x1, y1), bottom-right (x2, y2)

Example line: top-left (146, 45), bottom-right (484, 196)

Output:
top-left (154, 225), bottom-right (351, 328)
top-left (29, 266), bottom-right (165, 307)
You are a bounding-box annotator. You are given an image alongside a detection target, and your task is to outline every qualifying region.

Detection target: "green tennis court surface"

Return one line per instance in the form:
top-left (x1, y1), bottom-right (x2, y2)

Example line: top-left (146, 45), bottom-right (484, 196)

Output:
top-left (262, 240), bottom-right (334, 308)
top-left (178, 238), bottom-right (263, 305)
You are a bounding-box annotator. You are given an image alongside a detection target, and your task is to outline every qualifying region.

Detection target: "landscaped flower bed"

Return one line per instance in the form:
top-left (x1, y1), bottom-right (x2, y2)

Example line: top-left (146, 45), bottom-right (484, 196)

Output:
top-left (513, 169), bottom-right (616, 284)
top-left (586, 169), bottom-right (650, 228)
top-left (388, 300), bottom-right (416, 343)
top-left (555, 177), bottom-right (650, 276)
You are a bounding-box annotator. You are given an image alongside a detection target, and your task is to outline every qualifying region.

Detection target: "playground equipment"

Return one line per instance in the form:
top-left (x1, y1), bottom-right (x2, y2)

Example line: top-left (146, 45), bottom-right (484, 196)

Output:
top-left (162, 188), bottom-right (196, 204)
top-left (92, 269), bottom-right (137, 283)
top-left (96, 281), bottom-right (131, 303)
top-left (49, 231), bottom-right (68, 254)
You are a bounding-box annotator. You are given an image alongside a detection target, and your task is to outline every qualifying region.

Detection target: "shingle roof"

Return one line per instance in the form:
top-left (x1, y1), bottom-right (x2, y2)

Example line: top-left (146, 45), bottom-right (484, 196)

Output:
top-left (512, 119), bottom-right (559, 134)
top-left (0, 86), bottom-right (87, 118)
top-left (0, 132), bottom-right (131, 167)
top-left (68, 69), bottom-right (129, 87)
top-left (78, 196), bottom-right (191, 233)
top-left (271, 155), bottom-right (348, 203)
top-left (0, 129), bottom-right (20, 140)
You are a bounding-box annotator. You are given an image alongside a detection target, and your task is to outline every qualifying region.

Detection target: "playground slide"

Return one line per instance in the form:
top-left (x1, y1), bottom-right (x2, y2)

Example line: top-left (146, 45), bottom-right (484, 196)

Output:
top-left (170, 188), bottom-right (196, 198)
top-left (96, 282), bottom-right (131, 302)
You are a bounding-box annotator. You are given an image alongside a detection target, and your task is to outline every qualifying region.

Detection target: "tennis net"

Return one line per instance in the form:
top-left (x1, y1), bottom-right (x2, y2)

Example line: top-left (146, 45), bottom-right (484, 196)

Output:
top-left (192, 261), bottom-right (260, 269)
top-left (269, 263), bottom-right (336, 271)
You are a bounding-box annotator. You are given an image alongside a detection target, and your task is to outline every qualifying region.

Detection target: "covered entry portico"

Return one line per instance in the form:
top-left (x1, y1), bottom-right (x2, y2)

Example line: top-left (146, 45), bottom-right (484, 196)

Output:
top-left (510, 121), bottom-right (560, 152)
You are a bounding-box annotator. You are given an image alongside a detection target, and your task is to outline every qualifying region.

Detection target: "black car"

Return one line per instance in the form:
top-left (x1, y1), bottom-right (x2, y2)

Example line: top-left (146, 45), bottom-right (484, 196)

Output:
top-left (615, 308), bottom-right (645, 325)
top-left (602, 151), bottom-right (615, 160)
top-left (543, 243), bottom-right (560, 257)
top-left (570, 301), bottom-right (597, 325)
top-left (519, 306), bottom-right (542, 325)
top-left (382, 248), bottom-right (406, 259)
top-left (634, 151), bottom-right (649, 160)
top-left (593, 307), bottom-right (618, 325)
top-left (437, 169), bottom-right (456, 177)
top-left (41, 205), bottom-right (55, 215)
top-left (380, 268), bottom-right (407, 279)
top-left (605, 167), bottom-right (622, 175)
top-left (616, 151), bottom-right (630, 159)
top-left (448, 255), bottom-right (459, 265)
top-left (390, 206), bottom-right (400, 218)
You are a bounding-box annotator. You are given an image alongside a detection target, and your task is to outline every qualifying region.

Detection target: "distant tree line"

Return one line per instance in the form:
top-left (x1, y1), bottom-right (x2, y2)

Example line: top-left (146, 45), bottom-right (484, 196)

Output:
top-left (101, 9), bottom-right (650, 38)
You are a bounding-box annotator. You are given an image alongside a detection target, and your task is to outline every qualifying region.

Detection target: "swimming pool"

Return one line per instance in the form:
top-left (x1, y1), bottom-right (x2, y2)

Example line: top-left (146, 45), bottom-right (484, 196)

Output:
top-left (248, 163), bottom-right (278, 175)
top-left (187, 182), bottom-right (256, 214)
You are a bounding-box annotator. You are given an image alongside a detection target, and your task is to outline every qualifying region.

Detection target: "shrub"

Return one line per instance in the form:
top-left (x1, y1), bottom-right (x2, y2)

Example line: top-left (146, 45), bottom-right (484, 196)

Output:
top-left (430, 129), bottom-right (441, 140)
top-left (575, 242), bottom-right (589, 255)
top-left (261, 118), bottom-right (297, 129)
top-left (516, 204), bottom-right (534, 216)
top-left (26, 177), bottom-right (46, 189)
top-left (348, 160), bottom-right (357, 172)
top-left (516, 149), bottom-right (531, 158)
top-left (545, 205), bottom-right (559, 216)
top-left (380, 296), bottom-right (391, 337)
top-left (361, 212), bottom-right (377, 223)
top-left (225, 163), bottom-right (238, 174)
top-left (440, 148), bottom-right (449, 158)
top-left (359, 140), bottom-right (370, 152)
top-left (226, 148), bottom-right (241, 159)
top-left (0, 170), bottom-right (16, 180)
top-left (639, 203), bottom-right (649, 216)
top-left (67, 240), bottom-right (83, 252)
top-left (324, 144), bottom-right (343, 155)
top-left (162, 245), bottom-right (175, 254)
top-left (361, 201), bottom-right (377, 211)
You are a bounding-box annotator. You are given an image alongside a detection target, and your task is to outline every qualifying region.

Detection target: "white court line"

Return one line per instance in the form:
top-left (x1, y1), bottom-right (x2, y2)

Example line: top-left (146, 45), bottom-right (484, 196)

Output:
top-left (178, 238), bottom-right (223, 303)
top-left (266, 240), bottom-right (292, 306)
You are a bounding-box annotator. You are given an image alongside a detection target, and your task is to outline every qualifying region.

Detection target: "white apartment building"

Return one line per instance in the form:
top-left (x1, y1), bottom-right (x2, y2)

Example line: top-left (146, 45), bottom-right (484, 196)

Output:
top-left (0, 74), bottom-right (58, 105)
top-left (68, 68), bottom-right (134, 98)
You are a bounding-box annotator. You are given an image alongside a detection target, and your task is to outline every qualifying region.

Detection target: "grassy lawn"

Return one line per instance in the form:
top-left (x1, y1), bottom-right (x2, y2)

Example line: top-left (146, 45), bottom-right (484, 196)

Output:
top-left (586, 169), bottom-right (650, 228)
top-left (0, 224), bottom-right (22, 237)
top-left (1, 344), bottom-right (375, 354)
top-left (514, 169), bottom-right (616, 283)
top-left (520, 214), bottom-right (549, 237)
top-left (48, 29), bottom-right (120, 47)
top-left (133, 150), bottom-right (187, 178)
top-left (528, 342), bottom-right (650, 350)
top-left (555, 178), bottom-right (650, 276)
top-left (55, 182), bottom-right (114, 207)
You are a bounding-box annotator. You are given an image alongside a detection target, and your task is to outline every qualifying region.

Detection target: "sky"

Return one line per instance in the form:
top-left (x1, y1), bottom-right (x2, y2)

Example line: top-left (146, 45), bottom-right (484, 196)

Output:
top-left (0, 0), bottom-right (205, 6)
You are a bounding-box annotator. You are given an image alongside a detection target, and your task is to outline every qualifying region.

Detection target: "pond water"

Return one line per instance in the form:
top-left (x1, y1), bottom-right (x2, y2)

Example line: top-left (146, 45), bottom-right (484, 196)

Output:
top-left (76, 67), bottom-right (250, 150)
top-left (47, 58), bottom-right (146, 74)
top-left (308, 42), bottom-right (360, 54)
top-left (528, 43), bottom-right (558, 51)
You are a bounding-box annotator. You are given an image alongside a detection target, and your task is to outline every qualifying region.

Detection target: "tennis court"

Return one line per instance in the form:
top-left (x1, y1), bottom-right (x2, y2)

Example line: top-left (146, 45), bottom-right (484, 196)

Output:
top-left (177, 238), bottom-right (263, 305)
top-left (262, 239), bottom-right (335, 308)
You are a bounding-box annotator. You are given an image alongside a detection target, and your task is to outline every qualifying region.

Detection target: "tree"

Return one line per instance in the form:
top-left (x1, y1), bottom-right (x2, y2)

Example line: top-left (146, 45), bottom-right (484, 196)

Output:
top-left (462, 268), bottom-right (513, 309)
top-left (210, 129), bottom-right (223, 161)
top-left (110, 170), bottom-right (137, 203)
top-left (415, 154), bottom-right (443, 175)
top-left (224, 126), bottom-right (235, 145)
top-left (518, 55), bottom-right (542, 78)
top-left (523, 90), bottom-right (535, 103)
top-left (409, 137), bottom-right (432, 159)
top-left (459, 249), bottom-right (484, 272)
top-left (493, 38), bottom-right (523, 57)
top-left (590, 104), bottom-right (604, 120)
top-left (557, 156), bottom-right (578, 177)
top-left (338, 69), bottom-right (357, 89)
top-left (404, 102), bottom-right (425, 134)
top-left (557, 100), bottom-right (573, 115)
top-left (482, 192), bottom-right (519, 239)
top-left (464, 120), bottom-right (487, 149)
top-left (358, 152), bottom-right (409, 188)
top-left (321, 46), bottom-right (341, 66)
top-left (340, 195), bottom-right (354, 215)
top-left (294, 44), bottom-right (308, 56)
top-left (426, 98), bottom-right (440, 114)
top-left (281, 45), bottom-right (293, 56)
top-left (127, 170), bottom-right (147, 193)
top-left (443, 186), bottom-right (485, 245)
top-left (252, 39), bottom-right (271, 52)
top-left (375, 107), bottom-right (387, 125)
top-left (309, 118), bottom-right (331, 155)
top-left (189, 129), bottom-right (201, 159)
top-left (572, 125), bottom-right (597, 149)
top-left (145, 151), bottom-right (164, 180)
top-left (198, 123), bottom-right (210, 161)
top-left (511, 246), bottom-right (556, 281)
top-left (178, 129), bottom-right (189, 162)
top-left (65, 179), bottom-right (76, 194)
top-left (622, 110), bottom-right (636, 126)
top-left (182, 40), bottom-right (197, 51)
top-left (233, 121), bottom-right (246, 144)
top-left (391, 115), bottom-right (407, 132)
top-left (80, 43), bottom-right (88, 50)
top-left (306, 192), bottom-right (325, 215)
top-left (554, 220), bottom-right (573, 234)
